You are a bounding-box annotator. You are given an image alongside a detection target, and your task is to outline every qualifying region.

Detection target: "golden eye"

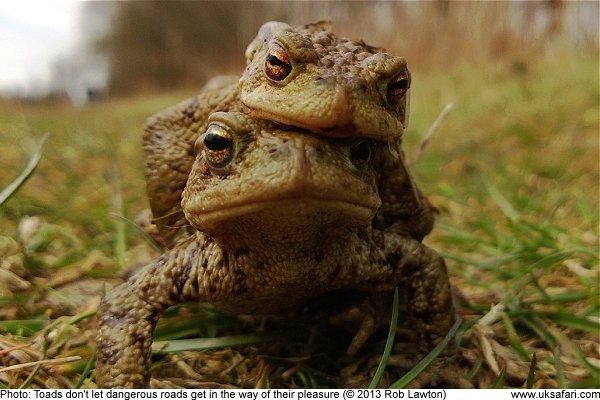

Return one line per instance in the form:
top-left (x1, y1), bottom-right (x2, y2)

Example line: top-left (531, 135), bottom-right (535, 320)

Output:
top-left (201, 124), bottom-right (234, 168)
top-left (387, 68), bottom-right (410, 101)
top-left (264, 43), bottom-right (292, 82)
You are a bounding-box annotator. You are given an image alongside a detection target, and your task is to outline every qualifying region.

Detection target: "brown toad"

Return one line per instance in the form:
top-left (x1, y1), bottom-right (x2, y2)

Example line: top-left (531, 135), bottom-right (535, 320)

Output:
top-left (96, 111), bottom-right (454, 388)
top-left (145, 21), bottom-right (418, 247)
top-left (141, 74), bottom-right (436, 360)
top-left (241, 21), bottom-right (411, 140)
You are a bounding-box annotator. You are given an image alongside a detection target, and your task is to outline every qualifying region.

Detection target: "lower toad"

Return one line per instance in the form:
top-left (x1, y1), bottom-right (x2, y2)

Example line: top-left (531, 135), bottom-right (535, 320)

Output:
top-left (96, 111), bottom-right (454, 388)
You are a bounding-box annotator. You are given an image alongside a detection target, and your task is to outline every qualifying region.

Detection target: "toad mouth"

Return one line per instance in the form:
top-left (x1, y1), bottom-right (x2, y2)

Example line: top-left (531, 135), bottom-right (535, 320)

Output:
top-left (186, 194), bottom-right (376, 227)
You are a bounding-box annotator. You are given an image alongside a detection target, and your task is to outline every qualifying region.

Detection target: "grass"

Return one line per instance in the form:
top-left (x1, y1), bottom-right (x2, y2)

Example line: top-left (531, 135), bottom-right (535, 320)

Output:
top-left (0, 52), bottom-right (598, 388)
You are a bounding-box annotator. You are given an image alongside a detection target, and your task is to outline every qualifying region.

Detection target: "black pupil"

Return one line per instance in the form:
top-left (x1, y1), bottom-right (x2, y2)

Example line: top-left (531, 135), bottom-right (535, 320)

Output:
top-left (391, 76), bottom-right (408, 92)
top-left (350, 142), bottom-right (371, 165)
top-left (204, 132), bottom-right (230, 151)
top-left (267, 53), bottom-right (286, 67)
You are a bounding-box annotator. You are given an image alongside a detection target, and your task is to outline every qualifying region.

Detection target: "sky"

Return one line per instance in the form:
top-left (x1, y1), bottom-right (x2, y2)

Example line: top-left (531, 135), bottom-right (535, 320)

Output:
top-left (0, 0), bottom-right (80, 97)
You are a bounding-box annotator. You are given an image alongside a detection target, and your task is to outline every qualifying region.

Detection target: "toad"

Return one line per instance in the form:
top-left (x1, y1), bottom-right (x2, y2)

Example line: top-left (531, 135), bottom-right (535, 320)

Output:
top-left (241, 21), bottom-right (411, 140)
top-left (96, 112), bottom-right (454, 388)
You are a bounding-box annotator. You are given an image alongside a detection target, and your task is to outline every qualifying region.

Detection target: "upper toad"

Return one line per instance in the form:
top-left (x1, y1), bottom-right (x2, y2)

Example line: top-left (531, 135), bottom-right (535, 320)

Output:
top-left (241, 21), bottom-right (411, 140)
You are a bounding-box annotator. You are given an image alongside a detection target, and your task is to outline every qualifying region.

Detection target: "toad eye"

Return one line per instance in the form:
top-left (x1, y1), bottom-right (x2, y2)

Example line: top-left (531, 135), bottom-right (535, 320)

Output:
top-left (349, 141), bottom-right (373, 170)
top-left (387, 68), bottom-right (410, 102)
top-left (264, 43), bottom-right (292, 82)
top-left (198, 123), bottom-right (235, 168)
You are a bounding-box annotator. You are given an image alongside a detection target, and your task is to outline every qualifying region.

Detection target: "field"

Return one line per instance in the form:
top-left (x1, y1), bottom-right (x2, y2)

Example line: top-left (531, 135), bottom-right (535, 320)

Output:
top-left (0, 51), bottom-right (598, 387)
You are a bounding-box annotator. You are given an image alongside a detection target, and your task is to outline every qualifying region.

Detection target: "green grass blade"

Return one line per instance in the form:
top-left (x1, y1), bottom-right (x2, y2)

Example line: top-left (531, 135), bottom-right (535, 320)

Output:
top-left (107, 166), bottom-right (127, 266)
top-left (551, 324), bottom-right (600, 376)
top-left (554, 346), bottom-right (566, 388)
top-left (0, 132), bottom-right (50, 207)
top-left (389, 318), bottom-right (462, 389)
top-left (501, 312), bottom-right (530, 360)
top-left (111, 213), bottom-right (163, 253)
top-left (19, 334), bottom-right (50, 388)
top-left (152, 331), bottom-right (304, 354)
top-left (369, 288), bottom-right (399, 388)
top-left (529, 292), bottom-right (589, 305)
top-left (67, 310), bottom-right (97, 325)
top-left (0, 312), bottom-right (94, 337)
top-left (491, 366), bottom-right (507, 388)
top-left (466, 356), bottom-right (483, 381)
top-left (485, 181), bottom-right (520, 221)
top-left (529, 274), bottom-right (552, 302)
top-left (0, 319), bottom-right (47, 335)
top-left (18, 368), bottom-right (38, 389)
top-left (570, 377), bottom-right (600, 389)
top-left (75, 353), bottom-right (96, 388)
top-left (547, 312), bottom-right (600, 333)
top-left (518, 315), bottom-right (558, 349)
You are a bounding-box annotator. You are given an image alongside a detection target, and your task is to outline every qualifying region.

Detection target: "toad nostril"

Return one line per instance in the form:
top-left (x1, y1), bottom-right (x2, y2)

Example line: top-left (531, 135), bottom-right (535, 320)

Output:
top-left (266, 140), bottom-right (291, 156)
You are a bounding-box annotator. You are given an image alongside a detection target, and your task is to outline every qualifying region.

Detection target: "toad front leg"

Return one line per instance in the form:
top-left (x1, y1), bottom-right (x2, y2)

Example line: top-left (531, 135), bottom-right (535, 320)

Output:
top-left (330, 234), bottom-right (455, 357)
top-left (96, 278), bottom-right (161, 387)
top-left (96, 235), bottom-right (216, 388)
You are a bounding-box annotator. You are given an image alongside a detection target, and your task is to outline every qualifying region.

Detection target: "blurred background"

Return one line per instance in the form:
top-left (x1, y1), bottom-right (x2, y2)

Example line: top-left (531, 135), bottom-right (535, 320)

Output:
top-left (1, 1), bottom-right (598, 104)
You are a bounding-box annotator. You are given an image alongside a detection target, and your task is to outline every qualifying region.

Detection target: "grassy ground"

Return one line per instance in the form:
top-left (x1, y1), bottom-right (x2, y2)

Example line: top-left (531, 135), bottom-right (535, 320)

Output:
top-left (0, 53), bottom-right (597, 388)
